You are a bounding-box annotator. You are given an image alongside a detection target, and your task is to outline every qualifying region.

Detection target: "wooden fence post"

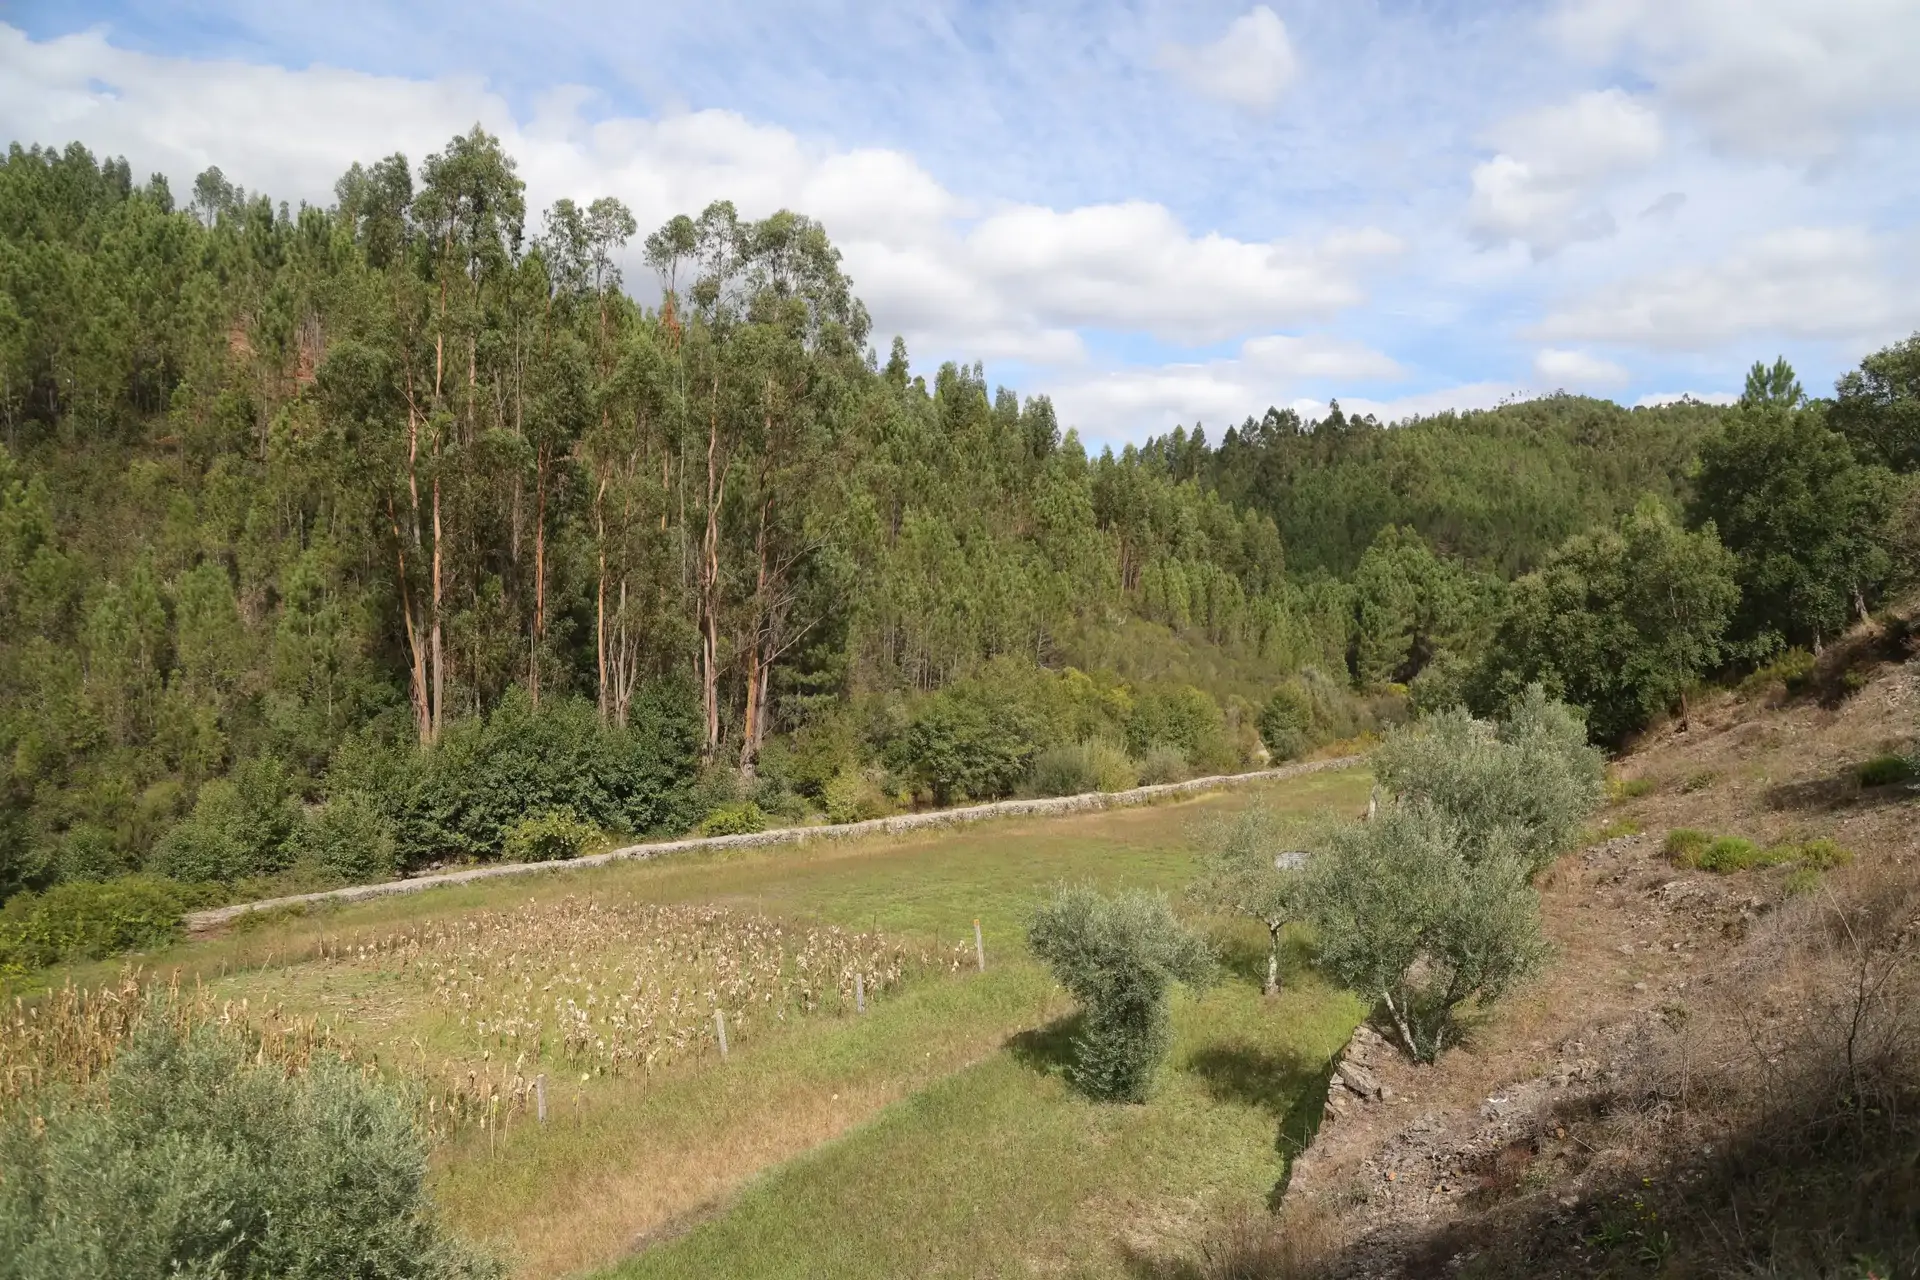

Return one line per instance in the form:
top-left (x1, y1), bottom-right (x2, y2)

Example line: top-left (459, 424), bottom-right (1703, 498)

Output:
top-left (974, 919), bottom-right (986, 972)
top-left (536, 1073), bottom-right (547, 1124)
top-left (855, 971), bottom-right (866, 1014)
top-left (715, 1008), bottom-right (729, 1058)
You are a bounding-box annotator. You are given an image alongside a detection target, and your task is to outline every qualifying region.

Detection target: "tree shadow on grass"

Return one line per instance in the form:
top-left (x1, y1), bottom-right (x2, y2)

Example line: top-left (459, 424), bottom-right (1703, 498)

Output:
top-left (1005, 1011), bottom-right (1083, 1079)
top-left (1185, 1042), bottom-right (1336, 1207)
top-left (1205, 919), bottom-right (1316, 992)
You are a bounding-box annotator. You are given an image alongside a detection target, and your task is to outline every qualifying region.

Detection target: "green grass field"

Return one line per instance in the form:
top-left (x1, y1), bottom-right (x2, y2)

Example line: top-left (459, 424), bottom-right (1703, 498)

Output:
top-left (36, 768), bottom-right (1370, 1278)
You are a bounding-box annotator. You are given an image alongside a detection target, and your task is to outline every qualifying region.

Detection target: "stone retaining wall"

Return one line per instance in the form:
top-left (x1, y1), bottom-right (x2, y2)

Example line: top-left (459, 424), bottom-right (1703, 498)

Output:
top-left (185, 753), bottom-right (1365, 931)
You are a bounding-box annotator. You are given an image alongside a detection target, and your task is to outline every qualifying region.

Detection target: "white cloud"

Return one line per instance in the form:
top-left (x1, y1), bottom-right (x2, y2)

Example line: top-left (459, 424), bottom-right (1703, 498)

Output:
top-left (1534, 226), bottom-right (1914, 349)
top-left (0, 23), bottom-right (1394, 367)
top-left (1289, 383), bottom-right (1527, 426)
top-left (1049, 333), bottom-right (1407, 442)
top-left (1468, 89), bottom-right (1663, 255)
top-left (967, 204), bottom-right (1400, 344)
top-left (1158, 7), bottom-right (1299, 110)
top-left (1533, 347), bottom-right (1629, 388)
top-left (1555, 0), bottom-right (1920, 162)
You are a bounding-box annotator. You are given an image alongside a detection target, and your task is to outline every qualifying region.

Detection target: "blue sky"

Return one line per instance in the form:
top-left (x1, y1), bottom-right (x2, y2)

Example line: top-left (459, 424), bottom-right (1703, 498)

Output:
top-left (6, 1), bottom-right (1919, 445)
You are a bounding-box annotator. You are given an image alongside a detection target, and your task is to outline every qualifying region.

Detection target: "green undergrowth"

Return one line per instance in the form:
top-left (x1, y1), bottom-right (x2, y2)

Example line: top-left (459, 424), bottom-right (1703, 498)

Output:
top-left (1665, 829), bottom-right (1854, 875)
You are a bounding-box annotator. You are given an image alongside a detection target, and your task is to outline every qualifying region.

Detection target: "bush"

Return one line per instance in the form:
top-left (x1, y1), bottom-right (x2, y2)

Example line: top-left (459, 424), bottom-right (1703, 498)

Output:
top-left (1669, 830), bottom-right (1853, 874)
top-left (1406, 650), bottom-right (1473, 719)
top-left (1737, 647), bottom-right (1816, 699)
top-left (1792, 837), bottom-right (1854, 870)
top-left (0, 876), bottom-right (219, 974)
top-left (290, 790), bottom-right (397, 884)
top-left (1257, 683), bottom-right (1314, 761)
top-left (0, 1020), bottom-right (499, 1279)
top-left (500, 809), bottom-right (604, 862)
top-left (1134, 745), bottom-right (1190, 785)
top-left (329, 686), bottom-right (699, 869)
top-left (1856, 754), bottom-right (1915, 787)
top-left (1126, 685), bottom-right (1234, 772)
top-left (1302, 802), bottom-right (1549, 1062)
top-left (1029, 741), bottom-right (1138, 797)
top-left (1609, 775), bottom-right (1657, 800)
top-left (1027, 886), bottom-right (1214, 1102)
top-left (1664, 828), bottom-right (1712, 863)
top-left (697, 802), bottom-right (767, 837)
top-left (150, 757), bottom-right (299, 883)
top-left (890, 687), bottom-right (1044, 805)
top-left (821, 767), bottom-right (889, 824)
top-left (1371, 686), bottom-right (1605, 876)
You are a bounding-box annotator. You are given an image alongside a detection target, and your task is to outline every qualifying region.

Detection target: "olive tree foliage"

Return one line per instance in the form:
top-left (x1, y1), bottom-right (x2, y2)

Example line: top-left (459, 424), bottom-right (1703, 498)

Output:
top-left (1027, 886), bottom-right (1214, 1102)
top-left (0, 1021), bottom-right (499, 1280)
top-left (1301, 802), bottom-right (1549, 1062)
top-left (1189, 804), bottom-right (1306, 995)
top-left (1371, 685), bottom-right (1605, 875)
top-left (1300, 689), bottom-right (1601, 1062)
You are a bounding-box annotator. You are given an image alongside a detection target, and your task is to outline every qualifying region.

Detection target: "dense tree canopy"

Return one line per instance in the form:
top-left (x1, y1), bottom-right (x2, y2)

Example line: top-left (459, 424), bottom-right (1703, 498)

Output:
top-left (0, 130), bottom-right (1911, 918)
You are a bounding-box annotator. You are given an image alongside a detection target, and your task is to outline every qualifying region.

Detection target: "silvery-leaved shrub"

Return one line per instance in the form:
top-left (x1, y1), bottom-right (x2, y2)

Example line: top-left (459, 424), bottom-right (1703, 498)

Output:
top-left (1027, 885), bottom-right (1214, 1102)
top-left (1370, 684), bottom-right (1604, 876)
top-left (0, 1021), bottom-right (500, 1279)
top-left (1301, 801), bottom-right (1548, 1062)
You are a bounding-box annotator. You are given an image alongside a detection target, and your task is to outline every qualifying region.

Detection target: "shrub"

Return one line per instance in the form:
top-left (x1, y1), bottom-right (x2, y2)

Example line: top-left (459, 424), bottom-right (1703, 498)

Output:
top-left (1792, 837), bottom-right (1854, 870)
top-left (1782, 866), bottom-right (1823, 896)
top-left (821, 767), bottom-right (889, 824)
top-left (0, 1020), bottom-right (499, 1279)
top-left (891, 688), bottom-right (1045, 805)
top-left (1856, 754), bottom-right (1915, 787)
top-left (501, 808), bottom-right (604, 862)
top-left (54, 824), bottom-right (136, 883)
top-left (1030, 742), bottom-right (1100, 797)
top-left (1029, 741), bottom-right (1139, 797)
top-left (290, 790), bottom-right (397, 884)
top-left (1737, 647), bottom-right (1816, 699)
top-left (0, 876), bottom-right (219, 974)
top-left (150, 757), bottom-right (299, 883)
top-left (1406, 650), bottom-right (1473, 719)
top-left (1609, 776), bottom-right (1657, 801)
top-left (1302, 802), bottom-right (1549, 1062)
top-left (329, 686), bottom-right (699, 869)
top-left (1134, 745), bottom-right (1190, 785)
top-left (697, 802), bottom-right (767, 837)
top-left (1681, 770), bottom-right (1718, 793)
top-left (1257, 683), bottom-right (1314, 761)
top-left (1126, 685), bottom-right (1234, 771)
top-left (1671, 834), bottom-right (1800, 873)
top-left (1027, 886), bottom-right (1214, 1102)
top-left (1664, 828), bottom-right (1712, 863)
top-left (1371, 686), bottom-right (1605, 876)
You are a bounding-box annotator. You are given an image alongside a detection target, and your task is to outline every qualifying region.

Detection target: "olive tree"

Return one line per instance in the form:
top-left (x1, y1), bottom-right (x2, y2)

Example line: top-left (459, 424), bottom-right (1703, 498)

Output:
top-left (1372, 685), bottom-right (1604, 875)
top-left (0, 1021), bottom-right (499, 1279)
top-left (1301, 802), bottom-right (1548, 1062)
top-left (1190, 804), bottom-right (1307, 995)
top-left (1027, 886), bottom-right (1214, 1102)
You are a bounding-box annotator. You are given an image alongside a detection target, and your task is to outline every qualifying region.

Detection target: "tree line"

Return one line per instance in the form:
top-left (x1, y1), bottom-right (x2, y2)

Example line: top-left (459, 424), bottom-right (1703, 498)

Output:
top-left (2, 128), bottom-right (1917, 928)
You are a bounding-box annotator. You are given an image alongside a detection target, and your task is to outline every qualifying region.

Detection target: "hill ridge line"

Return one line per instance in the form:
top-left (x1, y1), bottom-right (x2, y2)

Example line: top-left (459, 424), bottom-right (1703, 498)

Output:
top-left (185, 754), bottom-right (1365, 930)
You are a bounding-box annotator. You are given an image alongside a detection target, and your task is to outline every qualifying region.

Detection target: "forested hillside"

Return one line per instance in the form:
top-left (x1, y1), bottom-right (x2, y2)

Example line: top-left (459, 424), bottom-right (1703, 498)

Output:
top-left (1143, 394), bottom-right (1723, 577)
top-left (1, 129), bottom-right (1916, 934)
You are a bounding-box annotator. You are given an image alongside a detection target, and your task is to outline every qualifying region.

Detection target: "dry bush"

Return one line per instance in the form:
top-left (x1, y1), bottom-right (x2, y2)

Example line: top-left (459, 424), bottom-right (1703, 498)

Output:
top-left (1539, 862), bottom-right (1920, 1277)
top-left (1193, 1203), bottom-right (1343, 1280)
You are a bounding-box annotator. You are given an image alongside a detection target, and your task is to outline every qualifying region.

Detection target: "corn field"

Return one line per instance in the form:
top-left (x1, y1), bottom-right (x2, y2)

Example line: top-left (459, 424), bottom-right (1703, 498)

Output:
top-left (2, 897), bottom-right (969, 1138)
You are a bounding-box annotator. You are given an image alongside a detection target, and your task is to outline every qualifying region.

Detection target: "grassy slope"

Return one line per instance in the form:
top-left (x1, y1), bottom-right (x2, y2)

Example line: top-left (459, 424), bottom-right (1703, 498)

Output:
top-left (43, 768), bottom-right (1370, 1277)
top-left (609, 977), bottom-right (1357, 1280)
